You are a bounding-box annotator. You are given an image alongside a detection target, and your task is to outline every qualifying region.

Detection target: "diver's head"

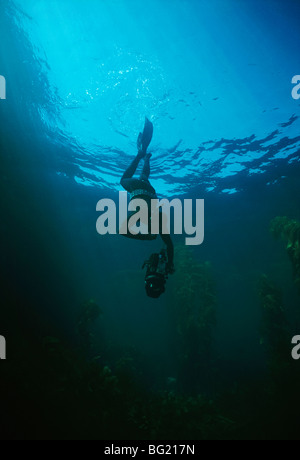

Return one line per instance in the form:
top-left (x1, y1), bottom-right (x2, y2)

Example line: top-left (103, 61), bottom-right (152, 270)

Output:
top-left (145, 274), bottom-right (166, 299)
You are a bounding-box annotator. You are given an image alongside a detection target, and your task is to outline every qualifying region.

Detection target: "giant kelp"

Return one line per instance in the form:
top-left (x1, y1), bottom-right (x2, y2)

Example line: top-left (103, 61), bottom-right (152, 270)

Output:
top-left (0, 300), bottom-right (234, 440)
top-left (256, 274), bottom-right (300, 437)
top-left (270, 217), bottom-right (300, 291)
top-left (2, 268), bottom-right (300, 439)
top-left (169, 246), bottom-right (217, 394)
top-left (258, 275), bottom-right (290, 370)
top-left (76, 299), bottom-right (102, 355)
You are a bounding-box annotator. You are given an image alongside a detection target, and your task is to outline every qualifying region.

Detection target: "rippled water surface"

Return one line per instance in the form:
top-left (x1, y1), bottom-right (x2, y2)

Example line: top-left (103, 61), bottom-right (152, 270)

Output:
top-left (5, 0), bottom-right (300, 195)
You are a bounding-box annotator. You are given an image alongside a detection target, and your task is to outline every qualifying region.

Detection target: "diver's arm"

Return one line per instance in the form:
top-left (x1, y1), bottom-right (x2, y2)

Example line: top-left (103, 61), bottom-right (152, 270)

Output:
top-left (160, 233), bottom-right (175, 274)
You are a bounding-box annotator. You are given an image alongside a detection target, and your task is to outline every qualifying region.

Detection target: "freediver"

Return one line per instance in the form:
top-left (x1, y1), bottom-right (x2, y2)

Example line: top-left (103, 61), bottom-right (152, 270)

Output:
top-left (120, 118), bottom-right (175, 298)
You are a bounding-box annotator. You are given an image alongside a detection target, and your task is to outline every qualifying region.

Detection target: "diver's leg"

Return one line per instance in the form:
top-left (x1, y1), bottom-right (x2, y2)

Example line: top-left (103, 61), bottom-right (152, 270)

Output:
top-left (121, 118), bottom-right (153, 189)
top-left (140, 154), bottom-right (152, 181)
top-left (121, 151), bottom-right (144, 182)
top-left (140, 118), bottom-right (153, 154)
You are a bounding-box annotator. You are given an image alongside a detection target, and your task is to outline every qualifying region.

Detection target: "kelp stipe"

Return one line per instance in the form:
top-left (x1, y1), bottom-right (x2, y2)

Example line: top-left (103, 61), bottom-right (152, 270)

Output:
top-left (169, 246), bottom-right (217, 394)
top-left (270, 217), bottom-right (300, 291)
top-left (76, 299), bottom-right (102, 355)
top-left (258, 275), bottom-right (290, 375)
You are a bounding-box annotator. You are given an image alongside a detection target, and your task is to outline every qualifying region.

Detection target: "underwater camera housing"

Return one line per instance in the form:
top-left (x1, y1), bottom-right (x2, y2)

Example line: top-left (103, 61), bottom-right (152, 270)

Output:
top-left (143, 249), bottom-right (169, 299)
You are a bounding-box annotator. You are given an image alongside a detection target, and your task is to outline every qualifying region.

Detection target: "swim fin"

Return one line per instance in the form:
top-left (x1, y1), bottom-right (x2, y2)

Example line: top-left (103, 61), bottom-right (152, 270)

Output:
top-left (138, 117), bottom-right (153, 154)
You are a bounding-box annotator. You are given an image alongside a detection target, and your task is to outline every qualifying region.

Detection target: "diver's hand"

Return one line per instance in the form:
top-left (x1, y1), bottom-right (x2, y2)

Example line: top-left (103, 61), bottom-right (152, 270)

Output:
top-left (166, 263), bottom-right (175, 275)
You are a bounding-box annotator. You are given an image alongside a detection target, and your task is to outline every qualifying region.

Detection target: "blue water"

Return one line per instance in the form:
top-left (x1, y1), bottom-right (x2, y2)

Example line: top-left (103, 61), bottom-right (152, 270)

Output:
top-left (1, 0), bottom-right (300, 440)
top-left (6, 0), bottom-right (300, 195)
